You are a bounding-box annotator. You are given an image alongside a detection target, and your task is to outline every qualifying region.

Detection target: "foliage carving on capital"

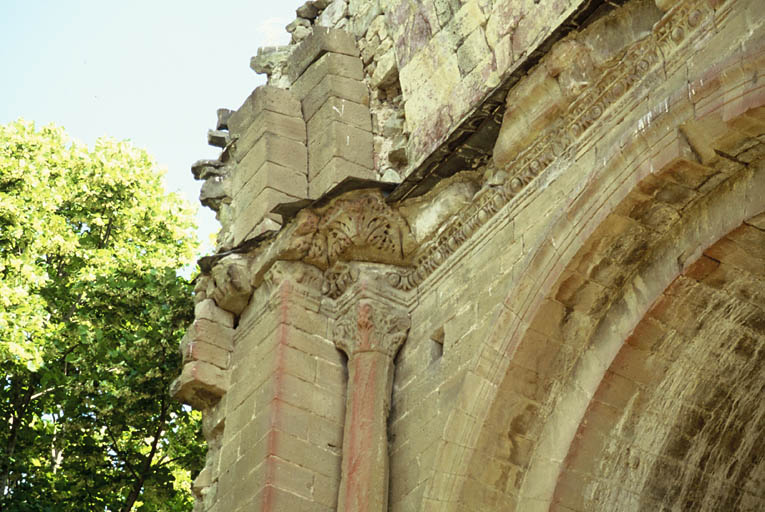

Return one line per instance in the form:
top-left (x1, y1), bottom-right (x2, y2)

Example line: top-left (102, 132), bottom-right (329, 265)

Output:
top-left (333, 299), bottom-right (410, 358)
top-left (284, 190), bottom-right (416, 271)
top-left (322, 262), bottom-right (360, 299)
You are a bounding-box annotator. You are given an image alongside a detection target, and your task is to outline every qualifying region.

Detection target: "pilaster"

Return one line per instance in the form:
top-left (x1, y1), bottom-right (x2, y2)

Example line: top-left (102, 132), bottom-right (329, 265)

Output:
top-left (289, 28), bottom-right (376, 198)
top-left (330, 264), bottom-right (411, 512)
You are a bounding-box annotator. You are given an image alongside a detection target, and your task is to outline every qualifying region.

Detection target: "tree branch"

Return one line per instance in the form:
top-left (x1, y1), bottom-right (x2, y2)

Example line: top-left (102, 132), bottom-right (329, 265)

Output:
top-left (120, 396), bottom-right (169, 512)
top-left (104, 426), bottom-right (140, 480)
top-left (1, 376), bottom-right (36, 495)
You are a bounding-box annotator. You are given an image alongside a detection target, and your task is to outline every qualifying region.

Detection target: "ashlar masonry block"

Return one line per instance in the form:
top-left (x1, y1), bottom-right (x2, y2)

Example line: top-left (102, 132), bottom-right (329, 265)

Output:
top-left (301, 74), bottom-right (370, 123)
top-left (180, 335), bottom-right (230, 370)
top-left (309, 157), bottom-right (377, 199)
top-left (288, 28), bottom-right (376, 200)
top-left (171, 316), bottom-right (235, 409)
top-left (235, 161), bottom-right (307, 207)
top-left (291, 52), bottom-right (365, 104)
top-left (287, 27), bottom-right (360, 83)
top-left (212, 262), bottom-right (344, 511)
top-left (234, 133), bottom-right (307, 192)
top-left (186, 318), bottom-right (235, 352)
top-left (227, 85), bottom-right (302, 137)
top-left (232, 187), bottom-right (300, 245)
top-left (232, 109), bottom-right (306, 164)
top-left (231, 130), bottom-right (308, 245)
top-left (171, 360), bottom-right (229, 409)
top-left (307, 96), bottom-right (372, 134)
top-left (222, 84), bottom-right (310, 246)
top-left (308, 120), bottom-right (374, 176)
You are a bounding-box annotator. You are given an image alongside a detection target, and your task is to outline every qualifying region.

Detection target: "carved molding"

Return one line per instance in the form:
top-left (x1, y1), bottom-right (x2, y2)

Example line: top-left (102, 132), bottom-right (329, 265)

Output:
top-left (385, 0), bottom-right (712, 292)
top-left (322, 262), bottom-right (360, 300)
top-left (201, 0), bottom-right (711, 307)
top-left (333, 299), bottom-right (410, 358)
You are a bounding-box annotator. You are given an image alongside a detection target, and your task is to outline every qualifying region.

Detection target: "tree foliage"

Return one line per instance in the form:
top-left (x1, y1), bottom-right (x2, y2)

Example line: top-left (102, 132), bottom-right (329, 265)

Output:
top-left (0, 120), bottom-right (205, 511)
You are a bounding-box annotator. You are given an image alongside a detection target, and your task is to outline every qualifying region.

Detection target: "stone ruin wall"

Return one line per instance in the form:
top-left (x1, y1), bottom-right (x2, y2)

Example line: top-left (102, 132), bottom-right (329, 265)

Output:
top-left (172, 0), bottom-right (765, 511)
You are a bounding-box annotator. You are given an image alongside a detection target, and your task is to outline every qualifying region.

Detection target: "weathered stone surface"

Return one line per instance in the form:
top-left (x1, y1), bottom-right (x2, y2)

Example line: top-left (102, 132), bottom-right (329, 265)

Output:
top-left (286, 17), bottom-right (311, 34)
top-left (235, 133), bottom-right (307, 184)
top-left (180, 335), bottom-right (230, 369)
top-left (191, 159), bottom-right (224, 180)
top-left (207, 129), bottom-right (229, 148)
top-left (181, 1), bottom-right (765, 511)
top-left (216, 108), bottom-right (233, 130)
top-left (296, 1), bottom-right (319, 19)
top-left (308, 120), bottom-right (374, 175)
top-left (317, 0), bottom-right (348, 27)
top-left (199, 174), bottom-right (230, 212)
top-left (309, 156), bottom-right (376, 199)
top-left (171, 361), bottom-right (229, 409)
top-left (209, 255), bottom-right (254, 315)
top-left (186, 318), bottom-right (235, 352)
top-left (370, 49), bottom-right (397, 89)
top-left (307, 96), bottom-right (372, 134)
top-left (235, 160), bottom-right (307, 205)
top-left (232, 187), bottom-right (300, 244)
top-left (194, 299), bottom-right (235, 328)
top-left (228, 86), bottom-right (302, 137)
top-left (301, 74), bottom-right (369, 122)
top-left (349, 0), bottom-right (381, 37)
top-left (232, 109), bottom-right (307, 163)
top-left (286, 27), bottom-right (360, 83)
top-left (250, 45), bottom-right (292, 76)
top-left (332, 270), bottom-right (410, 512)
top-left (291, 51), bottom-right (365, 101)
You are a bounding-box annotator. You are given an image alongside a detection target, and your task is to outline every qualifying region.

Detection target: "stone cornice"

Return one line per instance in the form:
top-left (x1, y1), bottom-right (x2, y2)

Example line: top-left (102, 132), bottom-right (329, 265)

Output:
top-left (200, 189), bottom-right (416, 315)
top-left (201, 0), bottom-right (716, 313)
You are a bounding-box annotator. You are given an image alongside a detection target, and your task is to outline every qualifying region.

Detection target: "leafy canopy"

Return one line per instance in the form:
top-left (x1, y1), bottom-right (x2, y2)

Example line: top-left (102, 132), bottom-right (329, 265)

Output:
top-left (0, 120), bottom-right (205, 511)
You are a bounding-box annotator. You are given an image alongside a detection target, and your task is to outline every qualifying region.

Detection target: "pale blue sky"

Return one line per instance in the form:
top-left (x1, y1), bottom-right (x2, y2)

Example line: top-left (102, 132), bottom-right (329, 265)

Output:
top-left (0, 0), bottom-right (296, 254)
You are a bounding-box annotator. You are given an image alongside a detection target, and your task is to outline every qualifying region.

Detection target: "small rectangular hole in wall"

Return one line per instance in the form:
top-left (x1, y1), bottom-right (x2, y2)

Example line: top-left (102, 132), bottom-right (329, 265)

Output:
top-left (430, 326), bottom-right (444, 362)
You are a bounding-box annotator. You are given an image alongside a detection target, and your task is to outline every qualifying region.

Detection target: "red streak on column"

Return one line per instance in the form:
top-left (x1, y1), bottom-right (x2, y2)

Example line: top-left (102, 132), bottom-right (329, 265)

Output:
top-left (344, 352), bottom-right (379, 510)
top-left (261, 280), bottom-right (292, 511)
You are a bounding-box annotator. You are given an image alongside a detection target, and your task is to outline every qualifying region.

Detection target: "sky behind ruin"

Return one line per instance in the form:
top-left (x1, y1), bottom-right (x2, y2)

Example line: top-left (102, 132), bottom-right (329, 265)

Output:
top-left (0, 0), bottom-right (295, 254)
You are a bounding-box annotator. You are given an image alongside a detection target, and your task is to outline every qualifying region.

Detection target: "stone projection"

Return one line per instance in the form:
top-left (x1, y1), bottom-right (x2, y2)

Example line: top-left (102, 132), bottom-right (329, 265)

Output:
top-left (172, 0), bottom-right (765, 510)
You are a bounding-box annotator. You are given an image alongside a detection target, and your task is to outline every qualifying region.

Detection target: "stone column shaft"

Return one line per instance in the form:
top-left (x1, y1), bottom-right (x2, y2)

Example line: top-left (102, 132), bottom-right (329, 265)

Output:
top-left (334, 298), bottom-right (410, 512)
top-left (339, 351), bottom-right (395, 510)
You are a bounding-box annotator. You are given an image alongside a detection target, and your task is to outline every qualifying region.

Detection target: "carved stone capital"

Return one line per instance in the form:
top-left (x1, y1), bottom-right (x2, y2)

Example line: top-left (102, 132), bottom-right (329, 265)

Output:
top-left (333, 298), bottom-right (410, 358)
top-left (285, 189), bottom-right (416, 270)
top-left (331, 285), bottom-right (410, 512)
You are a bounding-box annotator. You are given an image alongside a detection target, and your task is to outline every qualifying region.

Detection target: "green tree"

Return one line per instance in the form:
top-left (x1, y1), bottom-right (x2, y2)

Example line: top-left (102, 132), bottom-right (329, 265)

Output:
top-left (0, 120), bottom-right (205, 511)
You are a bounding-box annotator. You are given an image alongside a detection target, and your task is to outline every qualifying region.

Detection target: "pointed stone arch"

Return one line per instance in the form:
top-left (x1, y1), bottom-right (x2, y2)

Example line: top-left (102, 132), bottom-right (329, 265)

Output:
top-left (421, 24), bottom-right (765, 512)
